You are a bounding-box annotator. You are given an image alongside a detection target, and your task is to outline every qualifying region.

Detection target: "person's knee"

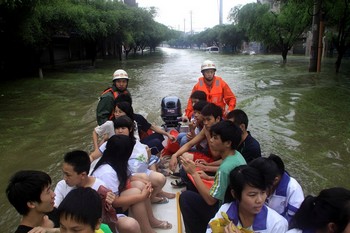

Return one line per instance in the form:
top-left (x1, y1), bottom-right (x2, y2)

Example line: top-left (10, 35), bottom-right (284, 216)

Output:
top-left (182, 152), bottom-right (193, 160)
top-left (117, 216), bottom-right (141, 233)
top-left (149, 172), bottom-right (166, 187)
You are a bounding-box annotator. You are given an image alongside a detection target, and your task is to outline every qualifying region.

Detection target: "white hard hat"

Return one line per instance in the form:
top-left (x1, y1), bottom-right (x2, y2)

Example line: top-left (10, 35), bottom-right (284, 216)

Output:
top-left (112, 69), bottom-right (129, 81)
top-left (201, 60), bottom-right (216, 72)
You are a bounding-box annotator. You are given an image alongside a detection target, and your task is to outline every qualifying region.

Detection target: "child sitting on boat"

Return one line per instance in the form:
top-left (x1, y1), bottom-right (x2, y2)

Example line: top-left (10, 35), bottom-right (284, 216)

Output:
top-left (90, 115), bottom-right (175, 204)
top-left (58, 187), bottom-right (113, 233)
top-left (207, 165), bottom-right (288, 233)
top-left (249, 154), bottom-right (304, 223)
top-left (91, 135), bottom-right (172, 233)
top-left (179, 120), bottom-right (247, 233)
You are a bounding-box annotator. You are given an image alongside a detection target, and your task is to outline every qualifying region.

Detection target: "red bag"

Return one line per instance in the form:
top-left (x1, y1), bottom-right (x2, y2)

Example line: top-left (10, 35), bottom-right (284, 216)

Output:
top-left (97, 185), bottom-right (118, 233)
top-left (161, 129), bottom-right (180, 157)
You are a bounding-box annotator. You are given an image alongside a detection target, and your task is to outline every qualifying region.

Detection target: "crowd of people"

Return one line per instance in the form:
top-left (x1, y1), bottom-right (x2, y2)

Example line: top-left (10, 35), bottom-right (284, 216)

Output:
top-left (6, 60), bottom-right (350, 233)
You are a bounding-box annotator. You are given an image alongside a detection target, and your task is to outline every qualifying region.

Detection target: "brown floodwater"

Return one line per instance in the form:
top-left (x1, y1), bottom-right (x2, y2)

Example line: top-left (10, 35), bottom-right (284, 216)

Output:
top-left (0, 48), bottom-right (349, 231)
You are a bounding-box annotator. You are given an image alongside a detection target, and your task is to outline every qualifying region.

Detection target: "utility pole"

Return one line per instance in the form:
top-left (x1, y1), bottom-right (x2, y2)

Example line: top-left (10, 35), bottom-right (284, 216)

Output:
top-left (309, 0), bottom-right (323, 72)
top-left (184, 18), bottom-right (186, 33)
top-left (190, 11), bottom-right (193, 35)
top-left (219, 0), bottom-right (223, 25)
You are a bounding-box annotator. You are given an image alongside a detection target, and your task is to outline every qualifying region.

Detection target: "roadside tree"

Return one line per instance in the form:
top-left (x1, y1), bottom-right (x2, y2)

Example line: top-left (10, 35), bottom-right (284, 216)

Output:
top-left (235, 1), bottom-right (312, 63)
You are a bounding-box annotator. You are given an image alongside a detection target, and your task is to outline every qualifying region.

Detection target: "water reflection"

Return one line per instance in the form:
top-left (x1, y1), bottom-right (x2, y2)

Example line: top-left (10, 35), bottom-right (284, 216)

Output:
top-left (0, 48), bottom-right (349, 231)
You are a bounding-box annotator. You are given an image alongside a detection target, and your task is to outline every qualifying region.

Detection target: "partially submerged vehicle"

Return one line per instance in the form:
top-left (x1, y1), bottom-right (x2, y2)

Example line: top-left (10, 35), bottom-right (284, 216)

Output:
top-left (205, 46), bottom-right (219, 53)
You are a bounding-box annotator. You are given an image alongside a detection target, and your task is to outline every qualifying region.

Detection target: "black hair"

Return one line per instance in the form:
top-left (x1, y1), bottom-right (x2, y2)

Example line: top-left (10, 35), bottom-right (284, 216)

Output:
top-left (113, 115), bottom-right (136, 141)
top-left (249, 157), bottom-right (280, 189)
top-left (64, 150), bottom-right (91, 175)
top-left (58, 187), bottom-right (101, 231)
top-left (226, 109), bottom-right (249, 129)
top-left (201, 103), bottom-right (222, 119)
top-left (228, 165), bottom-right (267, 201)
top-left (289, 187), bottom-right (350, 232)
top-left (114, 93), bottom-right (132, 106)
top-left (268, 154), bottom-right (285, 176)
top-left (190, 90), bottom-right (207, 101)
top-left (339, 201), bottom-right (350, 232)
top-left (114, 101), bottom-right (134, 122)
top-left (91, 135), bottom-right (135, 194)
top-left (193, 100), bottom-right (208, 112)
top-left (6, 170), bottom-right (52, 215)
top-left (210, 120), bottom-right (242, 150)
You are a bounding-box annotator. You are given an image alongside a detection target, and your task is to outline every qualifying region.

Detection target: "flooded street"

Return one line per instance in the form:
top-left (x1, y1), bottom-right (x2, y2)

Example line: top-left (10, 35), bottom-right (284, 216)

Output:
top-left (1, 48), bottom-right (350, 231)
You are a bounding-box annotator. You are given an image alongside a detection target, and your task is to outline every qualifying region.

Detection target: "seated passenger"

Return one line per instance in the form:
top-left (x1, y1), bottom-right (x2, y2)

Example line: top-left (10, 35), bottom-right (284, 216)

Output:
top-left (54, 150), bottom-right (140, 233)
top-left (179, 120), bottom-right (246, 232)
top-left (169, 103), bottom-right (223, 172)
top-left (6, 170), bottom-right (58, 233)
top-left (181, 90), bottom-right (207, 123)
top-left (91, 135), bottom-right (172, 233)
top-left (58, 187), bottom-right (112, 233)
top-left (92, 101), bottom-right (139, 153)
top-left (249, 154), bottom-right (304, 223)
top-left (194, 108), bottom-right (262, 176)
top-left (287, 187), bottom-right (350, 233)
top-left (207, 165), bottom-right (288, 233)
top-left (177, 100), bottom-right (208, 149)
top-left (226, 109), bottom-right (261, 163)
top-left (90, 116), bottom-right (175, 203)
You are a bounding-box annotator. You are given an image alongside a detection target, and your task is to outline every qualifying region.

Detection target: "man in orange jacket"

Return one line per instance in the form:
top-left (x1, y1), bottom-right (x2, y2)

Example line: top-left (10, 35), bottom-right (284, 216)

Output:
top-left (184, 60), bottom-right (236, 120)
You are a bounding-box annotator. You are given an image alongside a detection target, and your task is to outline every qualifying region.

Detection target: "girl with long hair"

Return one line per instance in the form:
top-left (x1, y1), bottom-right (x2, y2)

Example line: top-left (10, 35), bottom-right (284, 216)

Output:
top-left (91, 134), bottom-right (172, 233)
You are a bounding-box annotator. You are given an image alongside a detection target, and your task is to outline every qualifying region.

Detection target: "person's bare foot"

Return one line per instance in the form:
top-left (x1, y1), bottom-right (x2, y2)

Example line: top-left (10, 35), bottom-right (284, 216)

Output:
top-left (158, 190), bottom-right (176, 199)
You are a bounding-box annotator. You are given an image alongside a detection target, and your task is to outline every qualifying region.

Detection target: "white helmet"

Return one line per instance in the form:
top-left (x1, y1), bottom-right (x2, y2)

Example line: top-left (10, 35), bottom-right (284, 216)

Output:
top-left (112, 69), bottom-right (129, 81)
top-left (201, 60), bottom-right (216, 72)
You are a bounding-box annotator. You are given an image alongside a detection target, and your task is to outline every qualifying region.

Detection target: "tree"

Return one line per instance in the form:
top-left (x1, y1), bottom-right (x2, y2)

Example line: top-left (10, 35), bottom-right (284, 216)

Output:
top-left (218, 24), bottom-right (246, 53)
top-left (0, 0), bottom-right (177, 78)
top-left (235, 1), bottom-right (312, 63)
top-left (323, 0), bottom-right (350, 73)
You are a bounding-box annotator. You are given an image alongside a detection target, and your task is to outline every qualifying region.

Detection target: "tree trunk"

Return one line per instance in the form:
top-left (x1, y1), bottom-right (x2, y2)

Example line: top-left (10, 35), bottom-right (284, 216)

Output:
top-left (117, 44), bottom-right (122, 61)
top-left (335, 50), bottom-right (344, 74)
top-left (48, 43), bottom-right (55, 66)
top-left (281, 49), bottom-right (288, 64)
top-left (39, 67), bottom-right (43, 80)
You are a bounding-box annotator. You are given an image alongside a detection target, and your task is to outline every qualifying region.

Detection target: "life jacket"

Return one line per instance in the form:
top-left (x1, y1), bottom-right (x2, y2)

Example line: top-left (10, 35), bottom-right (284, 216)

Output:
top-left (185, 76), bottom-right (236, 118)
top-left (198, 77), bottom-right (225, 108)
top-left (101, 87), bottom-right (129, 99)
top-left (100, 87), bottom-right (129, 120)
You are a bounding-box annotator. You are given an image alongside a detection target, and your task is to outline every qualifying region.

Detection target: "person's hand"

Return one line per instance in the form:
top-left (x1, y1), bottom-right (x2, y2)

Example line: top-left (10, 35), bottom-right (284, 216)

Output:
top-left (189, 121), bottom-right (196, 131)
top-left (195, 162), bottom-right (205, 170)
top-left (169, 154), bottom-right (178, 172)
top-left (180, 156), bottom-right (196, 175)
top-left (197, 170), bottom-right (211, 180)
top-left (106, 191), bottom-right (116, 205)
top-left (185, 131), bottom-right (195, 141)
top-left (141, 182), bottom-right (153, 199)
top-left (41, 215), bottom-right (54, 228)
top-left (145, 146), bottom-right (151, 157)
top-left (182, 115), bottom-right (189, 123)
top-left (167, 133), bottom-right (176, 142)
top-left (224, 221), bottom-right (242, 233)
top-left (195, 159), bottom-right (208, 166)
top-left (28, 227), bottom-right (48, 233)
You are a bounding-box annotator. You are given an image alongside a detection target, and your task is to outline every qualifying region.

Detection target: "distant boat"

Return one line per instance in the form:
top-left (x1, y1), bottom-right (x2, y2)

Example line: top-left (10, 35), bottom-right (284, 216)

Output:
top-left (205, 46), bottom-right (219, 53)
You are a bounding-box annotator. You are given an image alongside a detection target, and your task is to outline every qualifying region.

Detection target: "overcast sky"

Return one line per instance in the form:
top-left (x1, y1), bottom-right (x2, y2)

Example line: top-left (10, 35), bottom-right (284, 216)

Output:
top-left (137, 0), bottom-right (256, 32)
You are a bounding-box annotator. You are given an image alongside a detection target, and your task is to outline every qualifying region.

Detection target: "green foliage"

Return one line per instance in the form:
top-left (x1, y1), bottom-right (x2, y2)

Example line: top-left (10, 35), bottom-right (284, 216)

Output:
top-left (235, 1), bottom-right (312, 61)
top-left (0, 0), bottom-right (174, 75)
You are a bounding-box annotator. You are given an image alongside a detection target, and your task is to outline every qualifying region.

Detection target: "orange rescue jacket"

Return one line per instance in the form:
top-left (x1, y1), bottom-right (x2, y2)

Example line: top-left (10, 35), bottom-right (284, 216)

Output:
top-left (185, 76), bottom-right (236, 118)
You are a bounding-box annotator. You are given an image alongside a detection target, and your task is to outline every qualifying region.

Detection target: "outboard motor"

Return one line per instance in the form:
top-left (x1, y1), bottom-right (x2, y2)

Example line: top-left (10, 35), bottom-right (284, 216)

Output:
top-left (161, 96), bottom-right (182, 129)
